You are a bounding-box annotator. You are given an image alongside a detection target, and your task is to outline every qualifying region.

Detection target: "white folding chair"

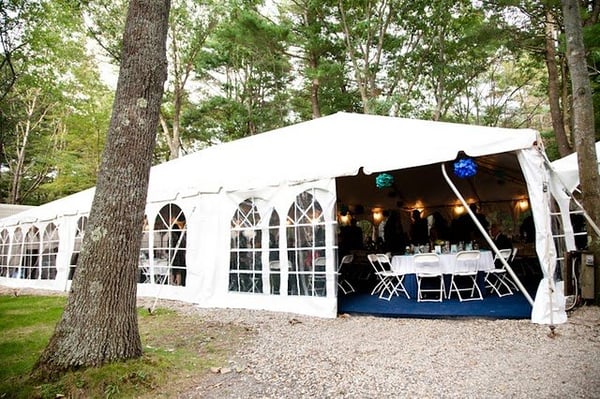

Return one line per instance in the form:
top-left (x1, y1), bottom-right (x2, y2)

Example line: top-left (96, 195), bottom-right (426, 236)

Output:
top-left (269, 260), bottom-right (291, 295)
top-left (413, 253), bottom-right (444, 302)
top-left (510, 247), bottom-right (518, 263)
top-left (485, 248), bottom-right (514, 297)
top-left (377, 253), bottom-right (410, 300)
top-left (337, 254), bottom-right (355, 294)
top-left (141, 266), bottom-right (152, 284)
top-left (367, 254), bottom-right (409, 301)
top-left (507, 248), bottom-right (521, 291)
top-left (312, 257), bottom-right (328, 296)
top-left (367, 254), bottom-right (389, 297)
top-left (449, 250), bottom-right (483, 301)
top-left (152, 263), bottom-right (169, 285)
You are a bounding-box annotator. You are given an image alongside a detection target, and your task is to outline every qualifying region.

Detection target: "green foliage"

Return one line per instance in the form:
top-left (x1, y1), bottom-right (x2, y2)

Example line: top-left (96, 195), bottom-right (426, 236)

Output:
top-left (0, 0), bottom-right (112, 204)
top-left (39, 85), bottom-right (113, 200)
top-left (582, 18), bottom-right (600, 139)
top-left (83, 0), bottom-right (128, 62)
top-left (188, 2), bottom-right (292, 139)
top-left (2, 0), bottom-right (597, 204)
top-left (541, 130), bottom-right (560, 161)
top-left (278, 0), bottom-right (359, 118)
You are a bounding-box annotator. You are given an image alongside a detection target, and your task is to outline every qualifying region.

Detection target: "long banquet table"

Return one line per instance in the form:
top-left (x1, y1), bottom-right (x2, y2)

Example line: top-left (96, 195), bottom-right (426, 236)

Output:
top-left (391, 251), bottom-right (495, 275)
top-left (390, 251), bottom-right (495, 298)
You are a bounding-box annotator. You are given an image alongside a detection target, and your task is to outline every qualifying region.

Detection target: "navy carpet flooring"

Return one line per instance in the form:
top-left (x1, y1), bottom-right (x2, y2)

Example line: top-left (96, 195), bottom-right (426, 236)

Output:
top-left (338, 291), bottom-right (532, 319)
top-left (337, 263), bottom-right (541, 319)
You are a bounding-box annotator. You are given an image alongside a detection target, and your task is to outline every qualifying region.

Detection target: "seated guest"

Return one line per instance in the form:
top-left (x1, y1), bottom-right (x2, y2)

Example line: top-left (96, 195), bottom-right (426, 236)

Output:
top-left (491, 223), bottom-right (512, 249)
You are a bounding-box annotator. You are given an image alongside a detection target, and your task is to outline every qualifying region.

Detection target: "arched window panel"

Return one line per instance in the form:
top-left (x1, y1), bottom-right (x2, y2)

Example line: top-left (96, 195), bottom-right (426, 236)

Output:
top-left (69, 216), bottom-right (88, 280)
top-left (138, 216), bottom-right (151, 284)
top-left (40, 223), bottom-right (59, 280)
top-left (0, 229), bottom-right (9, 276)
top-left (287, 190), bottom-right (325, 226)
top-left (22, 226), bottom-right (40, 279)
top-left (152, 204), bottom-right (187, 286)
top-left (9, 228), bottom-right (23, 278)
top-left (286, 189), bottom-right (327, 297)
top-left (229, 198), bottom-right (263, 293)
top-left (155, 203), bottom-right (187, 231)
top-left (169, 214), bottom-right (186, 287)
top-left (268, 210), bottom-right (281, 294)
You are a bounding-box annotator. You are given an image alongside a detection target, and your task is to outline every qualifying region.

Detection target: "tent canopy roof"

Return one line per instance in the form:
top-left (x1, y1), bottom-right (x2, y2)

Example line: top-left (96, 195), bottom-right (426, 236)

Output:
top-left (151, 112), bottom-right (538, 195)
top-left (1, 112), bottom-right (539, 224)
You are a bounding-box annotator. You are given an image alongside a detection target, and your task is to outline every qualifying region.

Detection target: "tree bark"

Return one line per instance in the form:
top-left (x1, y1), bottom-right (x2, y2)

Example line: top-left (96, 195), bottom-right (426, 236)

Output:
top-left (561, 0), bottom-right (600, 300)
top-left (543, 9), bottom-right (571, 157)
top-left (309, 54), bottom-right (321, 119)
top-left (33, 0), bottom-right (170, 379)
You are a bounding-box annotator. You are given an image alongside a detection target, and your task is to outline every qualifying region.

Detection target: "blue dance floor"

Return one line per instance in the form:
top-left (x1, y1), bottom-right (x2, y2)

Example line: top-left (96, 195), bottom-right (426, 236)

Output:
top-left (338, 291), bottom-right (533, 319)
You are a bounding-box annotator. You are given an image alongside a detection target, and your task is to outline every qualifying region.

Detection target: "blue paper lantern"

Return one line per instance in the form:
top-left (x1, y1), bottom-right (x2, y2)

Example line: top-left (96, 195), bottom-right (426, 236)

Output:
top-left (453, 157), bottom-right (478, 178)
top-left (375, 173), bottom-right (394, 189)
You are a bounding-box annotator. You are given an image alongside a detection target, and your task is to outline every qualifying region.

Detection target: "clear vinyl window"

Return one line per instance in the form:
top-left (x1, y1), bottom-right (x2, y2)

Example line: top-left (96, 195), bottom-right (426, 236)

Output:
top-left (230, 198), bottom-right (263, 293)
top-left (286, 189), bottom-right (327, 297)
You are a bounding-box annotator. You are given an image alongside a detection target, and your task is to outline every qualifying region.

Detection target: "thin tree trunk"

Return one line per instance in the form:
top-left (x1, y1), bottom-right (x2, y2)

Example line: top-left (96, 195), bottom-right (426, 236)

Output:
top-left (561, 0), bottom-right (600, 300)
top-left (9, 89), bottom-right (52, 204)
top-left (544, 9), bottom-right (571, 157)
top-left (33, 0), bottom-right (170, 379)
top-left (309, 54), bottom-right (321, 119)
top-left (337, 1), bottom-right (371, 114)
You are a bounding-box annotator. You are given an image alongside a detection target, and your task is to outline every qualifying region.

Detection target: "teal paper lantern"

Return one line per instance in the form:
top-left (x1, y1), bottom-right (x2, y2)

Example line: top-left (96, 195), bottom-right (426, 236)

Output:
top-left (375, 173), bottom-right (394, 189)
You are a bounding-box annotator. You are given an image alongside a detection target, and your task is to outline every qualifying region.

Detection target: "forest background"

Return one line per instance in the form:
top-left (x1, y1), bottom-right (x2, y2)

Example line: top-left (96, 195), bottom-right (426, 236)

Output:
top-left (1, 0), bottom-right (599, 206)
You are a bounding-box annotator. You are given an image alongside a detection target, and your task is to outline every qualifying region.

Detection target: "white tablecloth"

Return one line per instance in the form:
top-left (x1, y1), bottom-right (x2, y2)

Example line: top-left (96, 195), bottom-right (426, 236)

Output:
top-left (391, 251), bottom-right (494, 275)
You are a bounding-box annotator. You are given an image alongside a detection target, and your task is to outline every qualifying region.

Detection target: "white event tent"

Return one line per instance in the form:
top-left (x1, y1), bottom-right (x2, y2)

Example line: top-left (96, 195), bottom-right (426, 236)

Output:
top-left (0, 112), bottom-right (574, 323)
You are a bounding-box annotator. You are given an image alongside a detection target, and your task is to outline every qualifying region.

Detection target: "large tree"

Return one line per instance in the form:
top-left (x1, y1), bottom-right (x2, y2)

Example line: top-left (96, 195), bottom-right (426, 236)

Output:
top-left (561, 0), bottom-right (600, 299)
top-left (33, 0), bottom-right (170, 378)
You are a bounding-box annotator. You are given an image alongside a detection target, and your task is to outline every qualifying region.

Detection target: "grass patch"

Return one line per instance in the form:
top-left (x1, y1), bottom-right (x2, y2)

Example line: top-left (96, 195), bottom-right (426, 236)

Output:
top-left (0, 295), bottom-right (251, 398)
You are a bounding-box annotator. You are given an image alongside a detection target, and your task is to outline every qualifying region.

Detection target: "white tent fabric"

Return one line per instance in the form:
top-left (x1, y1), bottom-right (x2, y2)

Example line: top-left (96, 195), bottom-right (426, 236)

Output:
top-left (150, 112), bottom-right (538, 192)
top-left (0, 112), bottom-right (568, 322)
top-left (0, 113), bottom-right (539, 224)
top-left (519, 149), bottom-right (567, 325)
top-left (550, 141), bottom-right (600, 193)
top-left (0, 204), bottom-right (35, 219)
top-left (534, 142), bottom-right (600, 324)
top-left (0, 188), bottom-right (95, 226)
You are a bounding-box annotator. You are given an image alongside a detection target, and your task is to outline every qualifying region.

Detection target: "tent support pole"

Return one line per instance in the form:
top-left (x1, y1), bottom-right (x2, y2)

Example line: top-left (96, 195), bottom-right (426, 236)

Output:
top-left (441, 163), bottom-right (535, 306)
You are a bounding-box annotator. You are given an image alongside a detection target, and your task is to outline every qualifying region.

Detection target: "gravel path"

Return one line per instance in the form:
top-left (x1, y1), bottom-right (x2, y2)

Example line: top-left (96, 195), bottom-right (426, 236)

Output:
top-left (166, 302), bottom-right (600, 399)
top-left (5, 287), bottom-right (599, 398)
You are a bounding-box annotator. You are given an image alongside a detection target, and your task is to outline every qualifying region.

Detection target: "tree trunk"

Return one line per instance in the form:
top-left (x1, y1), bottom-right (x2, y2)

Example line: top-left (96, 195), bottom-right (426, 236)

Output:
top-left (33, 0), bottom-right (170, 379)
top-left (309, 54), bottom-right (321, 119)
top-left (544, 9), bottom-right (571, 157)
top-left (561, 0), bottom-right (600, 301)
